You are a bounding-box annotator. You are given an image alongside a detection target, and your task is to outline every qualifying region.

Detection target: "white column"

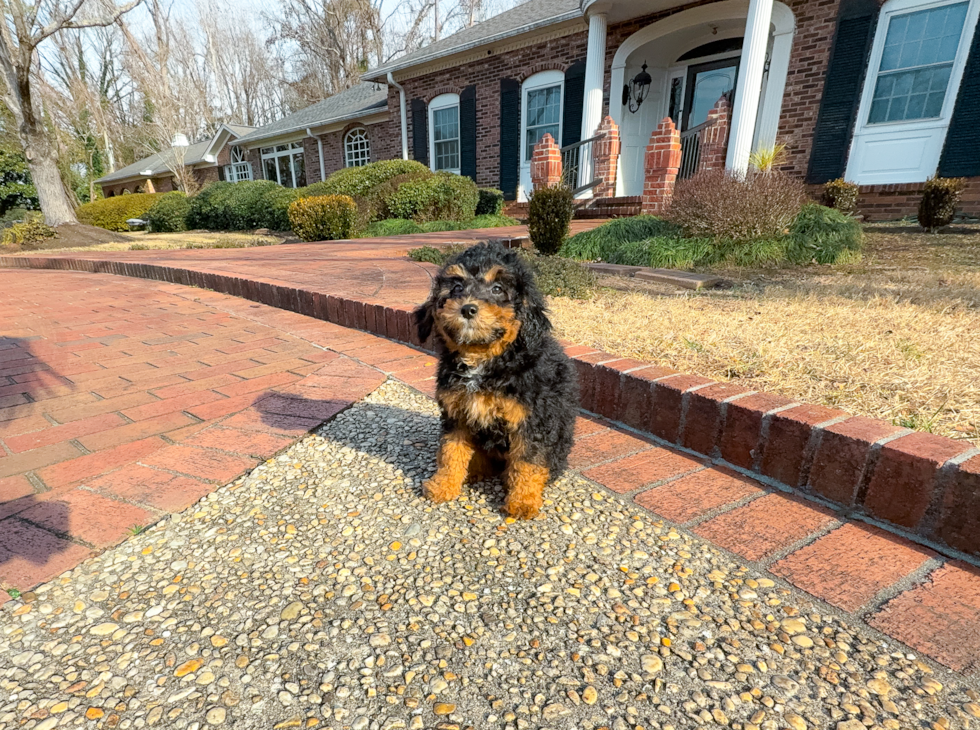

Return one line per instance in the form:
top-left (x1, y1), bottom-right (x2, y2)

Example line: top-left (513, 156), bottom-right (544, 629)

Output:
top-left (579, 12), bottom-right (608, 195)
top-left (726, 0), bottom-right (774, 174)
top-left (755, 27), bottom-right (793, 150)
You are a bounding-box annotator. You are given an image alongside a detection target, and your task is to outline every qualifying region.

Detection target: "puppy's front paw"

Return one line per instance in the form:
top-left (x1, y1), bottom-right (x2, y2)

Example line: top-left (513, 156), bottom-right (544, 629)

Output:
top-left (504, 491), bottom-right (542, 520)
top-left (424, 476), bottom-right (461, 504)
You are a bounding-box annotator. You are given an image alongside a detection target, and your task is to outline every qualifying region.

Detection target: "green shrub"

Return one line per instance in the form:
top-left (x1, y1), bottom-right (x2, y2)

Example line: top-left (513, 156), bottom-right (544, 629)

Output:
top-left (184, 236), bottom-right (276, 249)
top-left (561, 215), bottom-right (682, 260)
top-left (358, 172), bottom-right (432, 222)
top-left (518, 250), bottom-right (596, 299)
top-left (288, 195), bottom-right (358, 241)
top-left (788, 203), bottom-right (863, 264)
top-left (822, 178), bottom-right (859, 215)
top-left (668, 169), bottom-right (807, 240)
top-left (129, 243), bottom-right (151, 250)
top-left (2, 214), bottom-right (56, 249)
top-left (186, 181), bottom-right (299, 231)
top-left (476, 188), bottom-right (505, 216)
top-left (388, 172), bottom-right (479, 222)
top-left (76, 193), bottom-right (163, 231)
top-left (918, 177), bottom-right (964, 232)
top-left (365, 218), bottom-right (424, 237)
top-left (318, 160), bottom-right (432, 200)
top-left (298, 181), bottom-right (332, 198)
top-left (407, 245), bottom-right (462, 264)
top-left (528, 186), bottom-right (574, 255)
top-left (419, 220), bottom-right (462, 232)
top-left (470, 213), bottom-right (519, 228)
top-left (146, 192), bottom-right (189, 232)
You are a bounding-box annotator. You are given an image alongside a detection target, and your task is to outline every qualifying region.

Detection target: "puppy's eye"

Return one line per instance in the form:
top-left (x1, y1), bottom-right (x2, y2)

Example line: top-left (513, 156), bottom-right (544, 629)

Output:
top-left (491, 284), bottom-right (504, 296)
top-left (450, 282), bottom-right (464, 296)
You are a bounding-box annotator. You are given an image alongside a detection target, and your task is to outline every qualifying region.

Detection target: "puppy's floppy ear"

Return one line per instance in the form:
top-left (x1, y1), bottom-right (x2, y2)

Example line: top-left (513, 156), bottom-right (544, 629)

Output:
top-left (414, 297), bottom-right (435, 346)
top-left (517, 280), bottom-right (551, 346)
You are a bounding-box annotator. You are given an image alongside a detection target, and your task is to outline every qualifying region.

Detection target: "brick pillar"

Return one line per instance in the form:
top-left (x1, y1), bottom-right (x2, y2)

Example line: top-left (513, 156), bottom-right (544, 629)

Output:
top-left (530, 133), bottom-right (562, 190)
top-left (699, 94), bottom-right (732, 174)
top-left (642, 118), bottom-right (681, 215)
top-left (591, 116), bottom-right (621, 199)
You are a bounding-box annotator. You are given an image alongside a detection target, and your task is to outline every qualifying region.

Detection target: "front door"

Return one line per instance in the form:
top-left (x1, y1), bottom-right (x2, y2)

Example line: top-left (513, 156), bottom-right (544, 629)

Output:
top-left (683, 58), bottom-right (739, 130)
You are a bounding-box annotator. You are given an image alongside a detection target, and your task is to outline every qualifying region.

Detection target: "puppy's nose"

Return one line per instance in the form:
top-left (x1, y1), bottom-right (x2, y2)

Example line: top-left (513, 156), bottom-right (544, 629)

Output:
top-left (460, 303), bottom-right (478, 320)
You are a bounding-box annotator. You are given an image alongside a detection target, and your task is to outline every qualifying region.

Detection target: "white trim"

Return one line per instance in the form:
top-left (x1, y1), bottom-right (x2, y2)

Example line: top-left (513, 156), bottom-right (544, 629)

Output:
top-left (428, 93), bottom-right (462, 175)
top-left (519, 69), bottom-right (565, 201)
top-left (845, 0), bottom-right (979, 184)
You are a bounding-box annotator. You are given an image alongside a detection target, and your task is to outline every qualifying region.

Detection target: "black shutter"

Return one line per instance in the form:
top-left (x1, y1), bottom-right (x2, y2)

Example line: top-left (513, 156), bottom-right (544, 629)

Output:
top-left (411, 98), bottom-right (428, 166)
top-left (499, 78), bottom-right (521, 200)
top-left (562, 59), bottom-right (587, 147)
top-left (938, 25), bottom-right (980, 177)
top-left (460, 85), bottom-right (478, 181)
top-left (806, 0), bottom-right (879, 184)
top-left (217, 165), bottom-right (225, 182)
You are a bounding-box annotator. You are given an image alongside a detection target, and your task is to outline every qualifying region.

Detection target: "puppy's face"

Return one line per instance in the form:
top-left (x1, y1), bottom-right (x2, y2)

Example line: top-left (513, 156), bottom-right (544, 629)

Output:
top-left (432, 262), bottom-right (520, 356)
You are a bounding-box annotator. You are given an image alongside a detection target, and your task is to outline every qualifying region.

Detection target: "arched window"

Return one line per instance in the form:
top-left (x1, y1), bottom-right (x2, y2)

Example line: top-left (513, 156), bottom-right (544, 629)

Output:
top-left (345, 128), bottom-right (371, 167)
top-left (224, 146), bottom-right (253, 183)
top-left (428, 93), bottom-right (461, 174)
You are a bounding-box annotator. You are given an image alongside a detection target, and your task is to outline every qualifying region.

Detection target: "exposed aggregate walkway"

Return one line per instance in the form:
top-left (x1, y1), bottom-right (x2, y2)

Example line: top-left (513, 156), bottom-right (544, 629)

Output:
top-left (2, 380), bottom-right (979, 730)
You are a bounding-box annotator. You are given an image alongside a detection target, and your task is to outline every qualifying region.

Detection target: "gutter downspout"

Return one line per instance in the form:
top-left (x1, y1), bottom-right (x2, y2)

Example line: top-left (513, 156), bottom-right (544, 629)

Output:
top-left (387, 72), bottom-right (409, 160)
top-left (307, 128), bottom-right (326, 182)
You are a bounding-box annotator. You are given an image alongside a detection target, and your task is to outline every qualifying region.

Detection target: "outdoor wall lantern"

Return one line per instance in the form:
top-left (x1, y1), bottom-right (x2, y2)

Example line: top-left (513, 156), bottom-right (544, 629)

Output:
top-left (623, 62), bottom-right (653, 113)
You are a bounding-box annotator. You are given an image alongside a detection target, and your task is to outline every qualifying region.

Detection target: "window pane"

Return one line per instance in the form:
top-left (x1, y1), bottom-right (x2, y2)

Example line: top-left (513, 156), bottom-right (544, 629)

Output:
top-left (264, 158), bottom-right (277, 183)
top-left (525, 84), bottom-right (563, 160)
top-left (879, 2), bottom-right (967, 71)
top-left (292, 152), bottom-right (306, 187)
top-left (525, 124), bottom-right (560, 160)
top-left (276, 144), bottom-right (289, 152)
top-left (261, 147), bottom-right (272, 155)
top-left (432, 106), bottom-right (459, 142)
top-left (434, 139), bottom-right (459, 172)
top-left (345, 129), bottom-right (371, 167)
top-left (278, 155), bottom-right (292, 187)
top-left (870, 63), bottom-right (954, 123)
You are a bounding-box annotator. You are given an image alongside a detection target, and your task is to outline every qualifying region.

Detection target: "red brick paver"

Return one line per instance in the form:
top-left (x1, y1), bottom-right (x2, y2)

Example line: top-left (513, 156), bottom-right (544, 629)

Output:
top-left (869, 562), bottom-right (980, 674)
top-left (771, 523), bottom-right (936, 612)
top-left (634, 468), bottom-right (765, 524)
top-left (0, 271), bottom-right (385, 595)
top-left (583, 447), bottom-right (704, 494)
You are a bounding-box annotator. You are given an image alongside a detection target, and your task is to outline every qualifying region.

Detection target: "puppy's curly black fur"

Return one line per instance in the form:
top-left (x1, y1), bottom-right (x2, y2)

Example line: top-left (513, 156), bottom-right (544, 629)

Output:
top-left (415, 242), bottom-right (578, 519)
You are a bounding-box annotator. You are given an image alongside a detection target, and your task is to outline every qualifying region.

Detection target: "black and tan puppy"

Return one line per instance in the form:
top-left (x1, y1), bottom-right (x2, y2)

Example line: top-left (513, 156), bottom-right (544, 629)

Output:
top-left (415, 242), bottom-right (578, 519)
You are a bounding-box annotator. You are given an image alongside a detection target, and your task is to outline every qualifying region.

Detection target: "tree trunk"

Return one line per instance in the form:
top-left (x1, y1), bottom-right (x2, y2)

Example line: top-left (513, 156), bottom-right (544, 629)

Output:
top-left (23, 125), bottom-right (78, 226)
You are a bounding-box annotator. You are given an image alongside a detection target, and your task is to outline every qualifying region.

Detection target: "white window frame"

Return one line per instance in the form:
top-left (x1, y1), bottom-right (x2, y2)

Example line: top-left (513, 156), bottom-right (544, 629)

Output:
top-left (845, 0), bottom-right (980, 185)
top-left (260, 141), bottom-right (306, 188)
top-left (344, 128), bottom-right (371, 167)
top-left (224, 146), bottom-right (253, 183)
top-left (520, 71), bottom-right (565, 164)
top-left (428, 93), bottom-right (461, 175)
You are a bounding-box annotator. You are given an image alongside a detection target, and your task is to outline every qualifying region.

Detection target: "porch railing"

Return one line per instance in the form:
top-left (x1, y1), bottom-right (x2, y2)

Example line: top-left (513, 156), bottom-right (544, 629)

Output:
top-left (678, 119), bottom-right (716, 180)
top-left (560, 135), bottom-right (602, 195)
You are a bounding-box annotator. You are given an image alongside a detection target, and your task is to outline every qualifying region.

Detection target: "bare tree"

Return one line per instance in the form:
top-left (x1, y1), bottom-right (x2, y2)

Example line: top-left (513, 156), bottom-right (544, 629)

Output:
top-left (0, 0), bottom-right (143, 225)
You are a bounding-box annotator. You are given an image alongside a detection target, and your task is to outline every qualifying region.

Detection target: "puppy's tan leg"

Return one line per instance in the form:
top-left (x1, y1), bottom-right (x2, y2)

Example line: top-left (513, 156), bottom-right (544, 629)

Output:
top-left (424, 430), bottom-right (475, 504)
top-left (504, 460), bottom-right (549, 519)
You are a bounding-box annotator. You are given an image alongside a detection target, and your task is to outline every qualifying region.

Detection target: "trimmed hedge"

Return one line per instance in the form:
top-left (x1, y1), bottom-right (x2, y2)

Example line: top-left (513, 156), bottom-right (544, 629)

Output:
top-left (388, 172), bottom-right (479, 223)
top-left (146, 192), bottom-right (190, 233)
top-left (476, 188), bottom-right (505, 216)
top-left (186, 181), bottom-right (299, 231)
top-left (76, 193), bottom-right (164, 231)
top-left (289, 195), bottom-right (358, 241)
top-left (316, 160), bottom-right (431, 200)
top-left (528, 186), bottom-right (574, 255)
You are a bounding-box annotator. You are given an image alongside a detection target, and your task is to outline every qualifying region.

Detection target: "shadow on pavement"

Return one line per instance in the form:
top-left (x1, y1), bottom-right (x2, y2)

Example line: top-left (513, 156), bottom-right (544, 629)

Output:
top-left (0, 497), bottom-right (75, 596)
top-left (0, 336), bottom-right (75, 423)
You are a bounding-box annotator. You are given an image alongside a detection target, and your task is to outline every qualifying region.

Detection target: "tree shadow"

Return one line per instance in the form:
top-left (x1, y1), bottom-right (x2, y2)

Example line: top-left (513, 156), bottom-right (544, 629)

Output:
top-left (0, 335), bottom-right (75, 424)
top-left (1, 337), bottom-right (79, 598)
top-left (250, 391), bottom-right (512, 512)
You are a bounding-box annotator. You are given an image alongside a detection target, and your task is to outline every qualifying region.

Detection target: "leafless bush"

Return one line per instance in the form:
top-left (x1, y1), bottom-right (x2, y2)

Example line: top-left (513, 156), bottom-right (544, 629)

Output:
top-left (667, 169), bottom-right (808, 241)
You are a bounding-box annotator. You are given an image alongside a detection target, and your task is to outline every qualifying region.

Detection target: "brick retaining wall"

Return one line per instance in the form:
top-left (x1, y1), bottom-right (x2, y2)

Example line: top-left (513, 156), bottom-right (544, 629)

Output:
top-left (2, 253), bottom-right (977, 562)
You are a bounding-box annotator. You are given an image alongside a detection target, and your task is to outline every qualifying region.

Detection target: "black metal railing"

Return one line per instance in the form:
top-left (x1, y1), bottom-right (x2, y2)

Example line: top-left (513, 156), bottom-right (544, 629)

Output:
top-left (678, 119), bottom-right (715, 180)
top-left (560, 135), bottom-right (602, 195)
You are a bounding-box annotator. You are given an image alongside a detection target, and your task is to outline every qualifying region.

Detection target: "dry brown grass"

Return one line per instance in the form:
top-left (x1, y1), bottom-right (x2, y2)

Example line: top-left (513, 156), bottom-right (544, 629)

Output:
top-left (9, 230), bottom-right (285, 255)
top-left (549, 221), bottom-right (980, 444)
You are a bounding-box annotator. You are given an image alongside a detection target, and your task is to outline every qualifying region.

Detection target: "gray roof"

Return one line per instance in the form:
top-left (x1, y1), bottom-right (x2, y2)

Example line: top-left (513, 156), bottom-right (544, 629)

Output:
top-left (96, 140), bottom-right (211, 184)
top-left (96, 124), bottom-right (256, 184)
top-left (365, 0), bottom-right (581, 80)
top-left (233, 82), bottom-right (389, 146)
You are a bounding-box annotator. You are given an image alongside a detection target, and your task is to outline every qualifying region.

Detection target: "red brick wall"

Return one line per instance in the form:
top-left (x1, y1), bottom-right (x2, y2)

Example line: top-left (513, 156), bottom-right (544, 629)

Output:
top-left (829, 180), bottom-right (980, 221)
top-left (395, 32), bottom-right (590, 188)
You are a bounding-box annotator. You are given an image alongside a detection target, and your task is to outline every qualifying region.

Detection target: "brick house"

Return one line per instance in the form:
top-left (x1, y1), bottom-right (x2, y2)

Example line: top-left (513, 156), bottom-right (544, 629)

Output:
top-left (232, 0), bottom-right (980, 220)
top-left (96, 124), bottom-right (255, 197)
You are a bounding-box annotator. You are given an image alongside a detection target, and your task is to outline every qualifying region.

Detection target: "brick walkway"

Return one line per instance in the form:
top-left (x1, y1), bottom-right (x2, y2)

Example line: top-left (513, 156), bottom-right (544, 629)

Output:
top-left (2, 236), bottom-right (980, 677)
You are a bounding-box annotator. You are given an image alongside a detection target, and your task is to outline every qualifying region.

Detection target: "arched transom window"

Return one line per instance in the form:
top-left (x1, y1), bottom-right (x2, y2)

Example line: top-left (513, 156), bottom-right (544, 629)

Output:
top-left (345, 128), bottom-right (371, 167)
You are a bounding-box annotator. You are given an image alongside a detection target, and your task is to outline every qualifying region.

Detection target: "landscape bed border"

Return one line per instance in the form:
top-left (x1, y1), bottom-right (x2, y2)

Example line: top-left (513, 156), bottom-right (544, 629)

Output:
top-left (2, 248), bottom-right (977, 564)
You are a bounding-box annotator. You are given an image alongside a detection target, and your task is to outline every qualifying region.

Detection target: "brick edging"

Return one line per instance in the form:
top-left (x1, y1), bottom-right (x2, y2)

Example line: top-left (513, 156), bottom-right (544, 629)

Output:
top-left (3, 253), bottom-right (978, 561)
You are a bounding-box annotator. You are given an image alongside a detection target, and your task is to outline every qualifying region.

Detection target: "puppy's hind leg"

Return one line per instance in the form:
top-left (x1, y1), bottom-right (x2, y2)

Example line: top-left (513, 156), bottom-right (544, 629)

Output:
top-left (424, 430), bottom-right (476, 504)
top-left (504, 460), bottom-right (549, 520)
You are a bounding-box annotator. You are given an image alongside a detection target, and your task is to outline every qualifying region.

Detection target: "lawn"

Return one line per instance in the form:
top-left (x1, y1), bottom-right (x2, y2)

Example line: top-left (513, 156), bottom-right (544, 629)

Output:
top-left (549, 221), bottom-right (980, 444)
